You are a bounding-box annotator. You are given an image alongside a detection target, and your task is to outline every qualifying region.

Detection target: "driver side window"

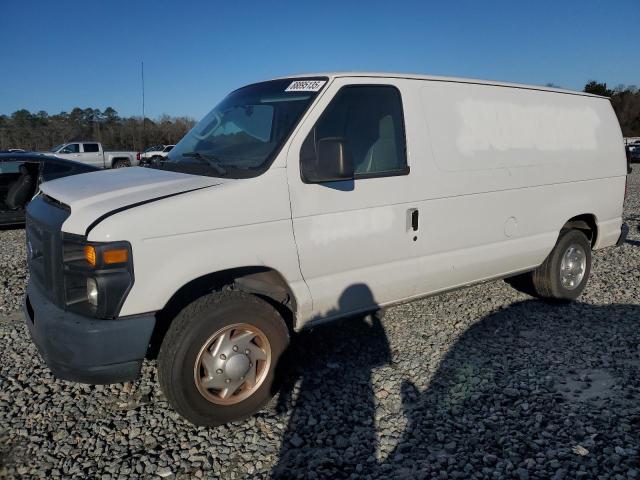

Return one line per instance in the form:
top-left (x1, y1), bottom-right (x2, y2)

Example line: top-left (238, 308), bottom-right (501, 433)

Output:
top-left (61, 143), bottom-right (80, 154)
top-left (302, 85), bottom-right (407, 178)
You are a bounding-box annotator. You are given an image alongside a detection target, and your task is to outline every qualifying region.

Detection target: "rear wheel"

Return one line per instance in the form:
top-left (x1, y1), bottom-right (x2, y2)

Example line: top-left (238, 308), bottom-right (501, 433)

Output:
top-left (530, 229), bottom-right (592, 300)
top-left (112, 159), bottom-right (131, 168)
top-left (157, 290), bottom-right (289, 426)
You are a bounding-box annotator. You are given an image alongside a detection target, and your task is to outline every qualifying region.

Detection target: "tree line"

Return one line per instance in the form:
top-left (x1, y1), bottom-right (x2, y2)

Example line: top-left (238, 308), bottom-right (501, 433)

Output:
top-left (0, 107), bottom-right (196, 152)
top-left (0, 80), bottom-right (638, 152)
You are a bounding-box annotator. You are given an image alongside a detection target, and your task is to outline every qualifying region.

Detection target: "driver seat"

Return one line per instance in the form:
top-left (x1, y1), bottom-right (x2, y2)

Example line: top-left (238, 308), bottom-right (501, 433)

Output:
top-left (5, 164), bottom-right (36, 210)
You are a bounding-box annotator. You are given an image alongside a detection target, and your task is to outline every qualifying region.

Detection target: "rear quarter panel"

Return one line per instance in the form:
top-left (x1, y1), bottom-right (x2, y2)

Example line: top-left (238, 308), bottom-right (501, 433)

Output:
top-left (394, 79), bottom-right (625, 297)
top-left (416, 81), bottom-right (625, 251)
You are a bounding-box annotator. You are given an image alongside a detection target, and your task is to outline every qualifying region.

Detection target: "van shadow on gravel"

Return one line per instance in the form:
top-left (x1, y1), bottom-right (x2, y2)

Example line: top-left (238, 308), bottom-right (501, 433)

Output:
top-left (271, 296), bottom-right (640, 479)
top-left (271, 283), bottom-right (391, 478)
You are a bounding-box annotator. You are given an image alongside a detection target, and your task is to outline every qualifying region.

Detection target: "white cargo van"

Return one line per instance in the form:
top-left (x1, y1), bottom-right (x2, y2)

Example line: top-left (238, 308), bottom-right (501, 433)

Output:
top-left (23, 73), bottom-right (628, 425)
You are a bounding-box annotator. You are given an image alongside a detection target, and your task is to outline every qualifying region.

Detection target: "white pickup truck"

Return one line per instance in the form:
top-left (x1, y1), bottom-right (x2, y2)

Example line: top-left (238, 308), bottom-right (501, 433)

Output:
top-left (139, 144), bottom-right (175, 166)
top-left (48, 142), bottom-right (139, 169)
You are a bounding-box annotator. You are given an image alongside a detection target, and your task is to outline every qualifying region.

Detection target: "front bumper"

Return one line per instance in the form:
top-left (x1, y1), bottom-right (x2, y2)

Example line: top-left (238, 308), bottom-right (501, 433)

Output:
top-left (23, 281), bottom-right (156, 384)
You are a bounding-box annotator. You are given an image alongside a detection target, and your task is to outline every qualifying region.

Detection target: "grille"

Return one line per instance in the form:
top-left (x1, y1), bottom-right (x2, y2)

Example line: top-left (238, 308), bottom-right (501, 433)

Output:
top-left (25, 218), bottom-right (49, 293)
top-left (25, 194), bottom-right (71, 307)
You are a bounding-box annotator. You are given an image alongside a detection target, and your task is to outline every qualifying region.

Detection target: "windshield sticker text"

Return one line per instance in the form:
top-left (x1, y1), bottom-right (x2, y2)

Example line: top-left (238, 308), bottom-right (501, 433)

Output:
top-left (285, 80), bottom-right (326, 92)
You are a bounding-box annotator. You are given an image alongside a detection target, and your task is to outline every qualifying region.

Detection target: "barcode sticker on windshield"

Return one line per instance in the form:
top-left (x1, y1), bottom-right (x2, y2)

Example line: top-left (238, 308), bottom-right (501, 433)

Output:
top-left (285, 80), bottom-right (326, 92)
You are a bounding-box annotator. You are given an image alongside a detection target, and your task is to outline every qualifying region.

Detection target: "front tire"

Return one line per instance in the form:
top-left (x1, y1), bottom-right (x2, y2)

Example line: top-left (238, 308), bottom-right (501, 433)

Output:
top-left (157, 290), bottom-right (289, 426)
top-left (531, 229), bottom-right (592, 300)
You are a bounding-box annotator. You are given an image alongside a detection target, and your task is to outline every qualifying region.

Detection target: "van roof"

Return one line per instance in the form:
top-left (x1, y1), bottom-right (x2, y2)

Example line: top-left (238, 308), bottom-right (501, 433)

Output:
top-left (271, 72), bottom-right (607, 99)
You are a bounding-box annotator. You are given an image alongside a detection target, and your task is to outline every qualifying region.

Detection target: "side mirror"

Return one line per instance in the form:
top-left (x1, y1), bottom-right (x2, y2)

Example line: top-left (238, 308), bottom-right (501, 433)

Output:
top-left (301, 137), bottom-right (354, 183)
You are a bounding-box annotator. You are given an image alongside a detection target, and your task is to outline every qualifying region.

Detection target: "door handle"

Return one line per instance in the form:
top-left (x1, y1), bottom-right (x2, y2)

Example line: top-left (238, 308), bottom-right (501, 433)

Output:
top-left (407, 208), bottom-right (419, 232)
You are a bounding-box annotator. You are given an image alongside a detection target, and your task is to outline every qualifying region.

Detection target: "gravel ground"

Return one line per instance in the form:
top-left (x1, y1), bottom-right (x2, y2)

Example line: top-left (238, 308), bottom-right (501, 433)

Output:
top-left (1, 169), bottom-right (639, 479)
top-left (0, 228), bottom-right (26, 315)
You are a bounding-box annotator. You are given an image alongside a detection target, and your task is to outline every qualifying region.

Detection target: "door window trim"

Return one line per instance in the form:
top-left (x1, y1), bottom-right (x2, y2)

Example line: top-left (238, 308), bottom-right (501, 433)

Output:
top-left (301, 83), bottom-right (410, 183)
top-left (82, 143), bottom-right (100, 153)
top-left (62, 143), bottom-right (80, 154)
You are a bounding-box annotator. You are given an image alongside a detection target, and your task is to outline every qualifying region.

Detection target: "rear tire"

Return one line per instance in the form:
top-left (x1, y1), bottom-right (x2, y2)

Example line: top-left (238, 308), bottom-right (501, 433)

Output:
top-left (157, 290), bottom-right (289, 426)
top-left (530, 229), bottom-right (592, 300)
top-left (112, 159), bottom-right (131, 168)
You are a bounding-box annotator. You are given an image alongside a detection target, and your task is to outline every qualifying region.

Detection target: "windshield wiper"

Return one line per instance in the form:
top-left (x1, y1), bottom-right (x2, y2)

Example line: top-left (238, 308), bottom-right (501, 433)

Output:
top-left (182, 152), bottom-right (227, 175)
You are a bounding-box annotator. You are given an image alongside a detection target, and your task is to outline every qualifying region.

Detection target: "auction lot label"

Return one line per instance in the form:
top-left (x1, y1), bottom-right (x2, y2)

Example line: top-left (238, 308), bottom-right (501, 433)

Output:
top-left (285, 80), bottom-right (326, 92)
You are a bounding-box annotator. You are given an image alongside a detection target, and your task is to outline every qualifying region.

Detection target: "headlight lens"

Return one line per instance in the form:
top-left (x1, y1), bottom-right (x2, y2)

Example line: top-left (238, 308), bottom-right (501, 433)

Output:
top-left (62, 234), bottom-right (134, 319)
top-left (87, 277), bottom-right (99, 306)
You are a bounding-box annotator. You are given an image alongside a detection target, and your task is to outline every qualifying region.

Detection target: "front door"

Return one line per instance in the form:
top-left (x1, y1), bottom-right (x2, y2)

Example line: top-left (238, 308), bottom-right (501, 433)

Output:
top-left (287, 79), bottom-right (419, 323)
top-left (56, 143), bottom-right (81, 161)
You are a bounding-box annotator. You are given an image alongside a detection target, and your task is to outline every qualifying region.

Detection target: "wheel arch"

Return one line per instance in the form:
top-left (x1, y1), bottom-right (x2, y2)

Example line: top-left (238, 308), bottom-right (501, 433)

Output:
top-left (147, 266), bottom-right (297, 358)
top-left (110, 156), bottom-right (131, 167)
top-left (562, 213), bottom-right (598, 248)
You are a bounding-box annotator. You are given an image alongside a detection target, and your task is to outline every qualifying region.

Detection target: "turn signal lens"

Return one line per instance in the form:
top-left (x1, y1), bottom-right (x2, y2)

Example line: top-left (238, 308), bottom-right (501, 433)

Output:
top-left (84, 246), bottom-right (97, 267)
top-left (103, 248), bottom-right (129, 265)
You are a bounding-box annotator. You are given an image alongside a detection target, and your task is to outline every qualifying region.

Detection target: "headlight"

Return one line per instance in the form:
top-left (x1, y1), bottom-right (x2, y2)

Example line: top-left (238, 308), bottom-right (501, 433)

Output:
top-left (62, 233), bottom-right (134, 319)
top-left (87, 277), bottom-right (99, 306)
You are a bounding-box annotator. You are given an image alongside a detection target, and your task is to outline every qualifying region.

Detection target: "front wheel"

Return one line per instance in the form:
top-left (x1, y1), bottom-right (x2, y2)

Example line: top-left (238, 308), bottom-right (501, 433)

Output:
top-left (531, 229), bottom-right (592, 300)
top-left (157, 290), bottom-right (289, 426)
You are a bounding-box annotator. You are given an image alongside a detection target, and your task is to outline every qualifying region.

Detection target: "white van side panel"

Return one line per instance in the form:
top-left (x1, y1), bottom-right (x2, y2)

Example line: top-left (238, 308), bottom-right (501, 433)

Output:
top-left (421, 82), bottom-right (624, 178)
top-left (417, 81), bottom-right (625, 244)
top-left (410, 177), bottom-right (623, 292)
top-left (88, 168), bottom-right (312, 318)
top-left (288, 78), bottom-right (625, 326)
top-left (404, 80), bottom-right (625, 298)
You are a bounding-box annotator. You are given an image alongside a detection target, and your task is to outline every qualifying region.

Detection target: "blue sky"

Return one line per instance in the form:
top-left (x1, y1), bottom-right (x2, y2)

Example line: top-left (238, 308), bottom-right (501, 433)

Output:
top-left (1, 0), bottom-right (638, 120)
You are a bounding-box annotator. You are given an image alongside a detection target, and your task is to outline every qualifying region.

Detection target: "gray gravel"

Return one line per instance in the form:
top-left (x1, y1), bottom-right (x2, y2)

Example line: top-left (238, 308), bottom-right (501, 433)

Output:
top-left (1, 169), bottom-right (639, 479)
top-left (0, 228), bottom-right (26, 315)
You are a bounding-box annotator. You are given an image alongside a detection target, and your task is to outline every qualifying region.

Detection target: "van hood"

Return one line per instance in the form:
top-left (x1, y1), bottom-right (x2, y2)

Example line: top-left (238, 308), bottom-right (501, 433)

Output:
top-left (40, 167), bottom-right (227, 235)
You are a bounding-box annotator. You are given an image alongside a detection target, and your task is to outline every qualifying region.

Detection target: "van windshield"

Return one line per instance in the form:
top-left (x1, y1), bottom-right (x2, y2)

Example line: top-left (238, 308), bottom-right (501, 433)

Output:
top-left (161, 78), bottom-right (327, 178)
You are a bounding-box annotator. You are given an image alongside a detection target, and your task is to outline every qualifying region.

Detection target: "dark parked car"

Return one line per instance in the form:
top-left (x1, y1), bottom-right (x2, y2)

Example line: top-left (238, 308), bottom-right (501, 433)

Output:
top-left (0, 153), bottom-right (99, 226)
